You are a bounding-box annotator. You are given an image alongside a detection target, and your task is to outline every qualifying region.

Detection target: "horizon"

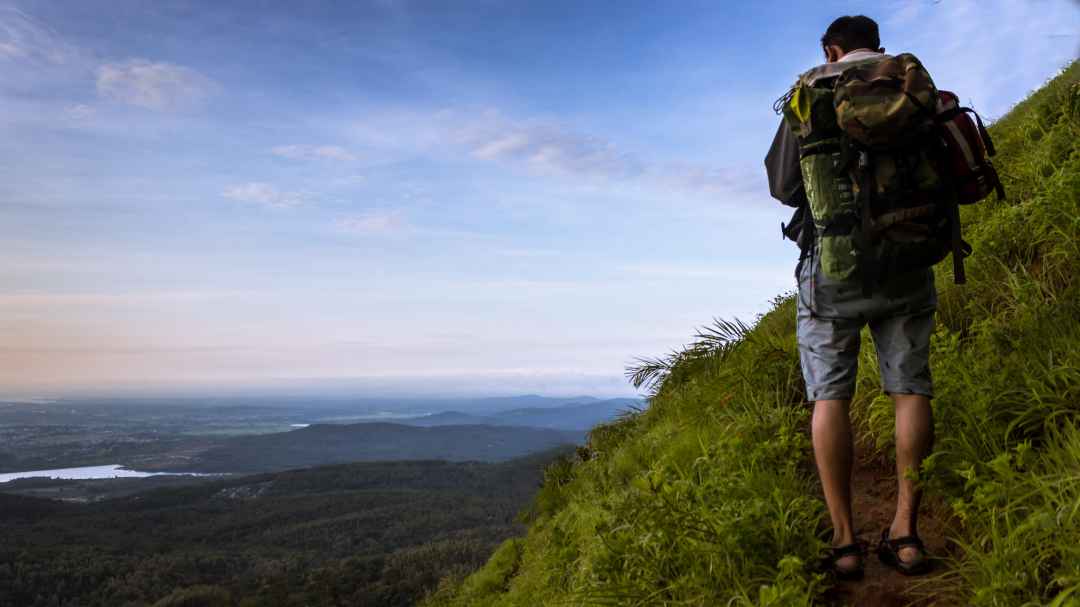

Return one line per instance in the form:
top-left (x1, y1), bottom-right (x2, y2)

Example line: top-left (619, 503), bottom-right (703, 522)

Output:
top-left (0, 389), bottom-right (639, 403)
top-left (4, 0), bottom-right (1078, 395)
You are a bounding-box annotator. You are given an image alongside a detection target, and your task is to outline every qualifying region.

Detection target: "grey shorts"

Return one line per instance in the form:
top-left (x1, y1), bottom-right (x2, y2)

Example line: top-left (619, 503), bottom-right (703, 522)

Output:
top-left (795, 251), bottom-right (937, 401)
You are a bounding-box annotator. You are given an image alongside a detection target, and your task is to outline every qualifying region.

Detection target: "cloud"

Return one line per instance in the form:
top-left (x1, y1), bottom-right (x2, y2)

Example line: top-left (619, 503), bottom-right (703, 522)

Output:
top-left (63, 103), bottom-right (95, 120)
top-left (454, 111), bottom-right (643, 180)
top-left (96, 59), bottom-right (216, 110)
top-left (885, 0), bottom-right (1080, 120)
top-left (336, 210), bottom-right (408, 234)
top-left (458, 114), bottom-right (762, 194)
top-left (349, 108), bottom-right (753, 196)
top-left (617, 261), bottom-right (793, 287)
top-left (271, 144), bottom-right (358, 162)
top-left (222, 182), bottom-right (308, 208)
top-left (0, 6), bottom-right (72, 64)
top-left (495, 248), bottom-right (561, 258)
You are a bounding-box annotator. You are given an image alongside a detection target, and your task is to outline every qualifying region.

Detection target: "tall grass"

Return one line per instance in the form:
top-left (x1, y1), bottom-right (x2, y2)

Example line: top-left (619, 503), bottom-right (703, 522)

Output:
top-left (422, 61), bottom-right (1080, 607)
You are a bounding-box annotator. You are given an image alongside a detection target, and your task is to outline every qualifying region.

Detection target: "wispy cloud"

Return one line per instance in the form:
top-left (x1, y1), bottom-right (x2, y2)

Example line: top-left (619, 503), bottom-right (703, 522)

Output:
top-left (222, 182), bottom-right (308, 208)
top-left (495, 248), bottom-right (562, 258)
top-left (0, 6), bottom-right (73, 64)
top-left (335, 210), bottom-right (408, 235)
top-left (885, 0), bottom-right (1080, 119)
top-left (455, 111), bottom-right (643, 179)
top-left (96, 59), bottom-right (216, 110)
top-left (348, 108), bottom-right (754, 196)
top-left (271, 144), bottom-right (358, 162)
top-left (460, 113), bottom-right (760, 194)
top-left (63, 103), bottom-right (96, 121)
top-left (618, 262), bottom-right (791, 283)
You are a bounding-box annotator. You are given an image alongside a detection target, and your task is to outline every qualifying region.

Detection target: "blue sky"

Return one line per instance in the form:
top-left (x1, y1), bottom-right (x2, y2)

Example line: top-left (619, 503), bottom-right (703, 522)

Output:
top-left (2, 0), bottom-right (1077, 397)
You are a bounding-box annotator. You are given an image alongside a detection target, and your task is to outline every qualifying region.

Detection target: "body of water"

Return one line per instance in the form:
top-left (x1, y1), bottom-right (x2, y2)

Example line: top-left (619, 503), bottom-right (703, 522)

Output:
top-left (0, 464), bottom-right (214, 483)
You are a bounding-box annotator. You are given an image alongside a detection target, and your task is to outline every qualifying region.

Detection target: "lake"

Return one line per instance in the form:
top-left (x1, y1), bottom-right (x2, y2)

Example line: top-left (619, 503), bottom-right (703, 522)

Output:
top-left (0, 464), bottom-right (214, 483)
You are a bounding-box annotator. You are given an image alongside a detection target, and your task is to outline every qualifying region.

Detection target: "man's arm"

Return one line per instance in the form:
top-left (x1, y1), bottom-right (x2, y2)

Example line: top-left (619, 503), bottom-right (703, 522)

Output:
top-left (764, 120), bottom-right (805, 208)
top-left (765, 119), bottom-right (814, 250)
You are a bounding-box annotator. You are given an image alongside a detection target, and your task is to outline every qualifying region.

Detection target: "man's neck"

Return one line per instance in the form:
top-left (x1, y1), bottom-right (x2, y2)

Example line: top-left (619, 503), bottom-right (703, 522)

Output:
top-left (838, 48), bottom-right (882, 63)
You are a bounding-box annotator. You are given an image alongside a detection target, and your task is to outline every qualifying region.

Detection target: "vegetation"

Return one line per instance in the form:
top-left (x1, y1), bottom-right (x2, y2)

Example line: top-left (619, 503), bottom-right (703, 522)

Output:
top-left (188, 422), bottom-right (583, 472)
top-left (0, 447), bottom-right (572, 607)
top-left (423, 62), bottom-right (1080, 606)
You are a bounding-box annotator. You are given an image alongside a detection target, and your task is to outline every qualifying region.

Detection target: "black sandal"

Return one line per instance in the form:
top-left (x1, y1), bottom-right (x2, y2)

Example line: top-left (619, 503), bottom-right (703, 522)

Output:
top-left (876, 528), bottom-right (932, 576)
top-left (825, 541), bottom-right (865, 581)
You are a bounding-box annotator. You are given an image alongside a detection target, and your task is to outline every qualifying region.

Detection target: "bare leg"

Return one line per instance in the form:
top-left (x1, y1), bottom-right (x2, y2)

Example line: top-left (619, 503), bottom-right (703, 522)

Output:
top-left (890, 393), bottom-right (934, 564)
top-left (812, 399), bottom-right (858, 570)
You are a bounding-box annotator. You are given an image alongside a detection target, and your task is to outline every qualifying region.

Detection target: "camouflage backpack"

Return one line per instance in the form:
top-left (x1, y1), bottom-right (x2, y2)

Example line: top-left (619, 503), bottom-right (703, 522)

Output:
top-left (779, 53), bottom-right (992, 294)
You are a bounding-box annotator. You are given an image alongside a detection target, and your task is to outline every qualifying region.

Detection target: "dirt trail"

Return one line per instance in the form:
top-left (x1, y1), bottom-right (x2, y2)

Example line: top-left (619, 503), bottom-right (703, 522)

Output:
top-left (824, 453), bottom-right (959, 607)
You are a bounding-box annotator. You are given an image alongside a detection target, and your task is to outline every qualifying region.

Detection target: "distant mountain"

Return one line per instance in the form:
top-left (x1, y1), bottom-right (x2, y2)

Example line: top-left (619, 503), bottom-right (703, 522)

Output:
top-left (402, 397), bottom-right (642, 431)
top-left (187, 422), bottom-right (583, 472)
top-left (467, 395), bottom-right (612, 414)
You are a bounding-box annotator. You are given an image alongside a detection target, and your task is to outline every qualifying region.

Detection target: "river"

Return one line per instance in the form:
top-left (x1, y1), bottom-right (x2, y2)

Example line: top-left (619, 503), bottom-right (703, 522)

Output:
top-left (0, 464), bottom-right (215, 483)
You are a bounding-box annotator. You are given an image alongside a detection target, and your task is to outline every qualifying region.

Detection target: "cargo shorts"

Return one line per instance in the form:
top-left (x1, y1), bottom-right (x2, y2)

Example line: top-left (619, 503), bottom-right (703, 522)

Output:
top-left (795, 249), bottom-right (937, 401)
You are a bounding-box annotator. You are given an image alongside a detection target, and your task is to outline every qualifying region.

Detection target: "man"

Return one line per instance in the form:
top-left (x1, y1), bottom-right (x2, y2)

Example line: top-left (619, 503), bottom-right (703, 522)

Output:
top-left (764, 15), bottom-right (934, 578)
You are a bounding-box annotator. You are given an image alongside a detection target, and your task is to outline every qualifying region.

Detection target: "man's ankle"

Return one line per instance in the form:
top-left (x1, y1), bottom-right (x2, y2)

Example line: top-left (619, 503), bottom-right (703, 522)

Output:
top-left (832, 529), bottom-right (857, 546)
top-left (889, 521), bottom-right (916, 538)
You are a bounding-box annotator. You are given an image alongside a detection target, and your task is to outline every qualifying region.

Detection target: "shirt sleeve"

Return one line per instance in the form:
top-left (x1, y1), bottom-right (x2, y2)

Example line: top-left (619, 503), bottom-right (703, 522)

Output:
top-left (764, 119), bottom-right (805, 208)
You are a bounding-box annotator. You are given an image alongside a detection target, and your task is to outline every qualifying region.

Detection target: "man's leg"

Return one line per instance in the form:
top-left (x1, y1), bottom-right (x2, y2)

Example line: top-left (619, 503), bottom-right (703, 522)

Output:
top-left (812, 398), bottom-right (857, 569)
top-left (796, 256), bottom-right (863, 570)
top-left (890, 393), bottom-right (934, 563)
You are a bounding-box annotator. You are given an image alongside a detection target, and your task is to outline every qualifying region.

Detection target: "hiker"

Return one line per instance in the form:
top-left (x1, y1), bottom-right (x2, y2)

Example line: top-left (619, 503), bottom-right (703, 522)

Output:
top-left (765, 15), bottom-right (939, 579)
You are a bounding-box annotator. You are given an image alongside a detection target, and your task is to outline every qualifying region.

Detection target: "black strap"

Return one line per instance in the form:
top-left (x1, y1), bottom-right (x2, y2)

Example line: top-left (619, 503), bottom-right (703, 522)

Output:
top-left (800, 142), bottom-right (842, 159)
top-left (961, 106), bottom-right (996, 157)
top-left (832, 542), bottom-right (865, 558)
top-left (772, 88), bottom-right (795, 115)
top-left (855, 150), bottom-right (877, 296)
top-left (949, 198), bottom-right (967, 285)
top-left (822, 213), bottom-right (858, 236)
top-left (937, 105), bottom-right (998, 158)
top-left (883, 535), bottom-right (925, 551)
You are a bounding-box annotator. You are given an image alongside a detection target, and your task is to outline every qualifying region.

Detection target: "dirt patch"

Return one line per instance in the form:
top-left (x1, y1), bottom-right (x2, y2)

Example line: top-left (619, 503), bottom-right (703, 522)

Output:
top-left (823, 452), bottom-right (962, 606)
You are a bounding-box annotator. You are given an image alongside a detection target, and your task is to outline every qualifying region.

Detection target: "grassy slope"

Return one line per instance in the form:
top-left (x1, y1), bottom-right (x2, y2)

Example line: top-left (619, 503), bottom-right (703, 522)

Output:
top-left (423, 62), bottom-right (1080, 607)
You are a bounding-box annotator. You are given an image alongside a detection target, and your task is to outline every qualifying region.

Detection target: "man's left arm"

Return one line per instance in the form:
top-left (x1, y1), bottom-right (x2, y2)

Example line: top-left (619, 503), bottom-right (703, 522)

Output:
top-left (764, 120), bottom-right (805, 208)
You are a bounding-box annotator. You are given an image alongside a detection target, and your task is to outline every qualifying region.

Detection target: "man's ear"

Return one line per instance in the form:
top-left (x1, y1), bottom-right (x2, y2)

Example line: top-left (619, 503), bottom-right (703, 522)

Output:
top-left (824, 45), bottom-right (842, 63)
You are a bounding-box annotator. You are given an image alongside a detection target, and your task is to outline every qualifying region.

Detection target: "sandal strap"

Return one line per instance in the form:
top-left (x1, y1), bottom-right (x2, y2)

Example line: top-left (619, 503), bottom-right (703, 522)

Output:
top-left (880, 530), bottom-right (925, 551)
top-left (888, 536), bottom-right (924, 550)
top-left (832, 542), bottom-right (865, 558)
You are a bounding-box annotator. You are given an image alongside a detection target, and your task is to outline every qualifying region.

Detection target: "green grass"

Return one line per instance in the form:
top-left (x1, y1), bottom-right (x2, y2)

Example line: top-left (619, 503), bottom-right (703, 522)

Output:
top-left (422, 61), bottom-right (1080, 607)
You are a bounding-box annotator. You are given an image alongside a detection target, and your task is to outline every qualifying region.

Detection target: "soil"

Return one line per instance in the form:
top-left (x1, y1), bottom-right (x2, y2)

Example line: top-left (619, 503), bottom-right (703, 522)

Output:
top-left (823, 451), bottom-right (962, 607)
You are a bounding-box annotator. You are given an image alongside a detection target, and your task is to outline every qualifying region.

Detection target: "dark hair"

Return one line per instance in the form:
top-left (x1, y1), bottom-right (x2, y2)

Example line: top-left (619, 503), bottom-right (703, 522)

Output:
top-left (821, 15), bottom-right (880, 53)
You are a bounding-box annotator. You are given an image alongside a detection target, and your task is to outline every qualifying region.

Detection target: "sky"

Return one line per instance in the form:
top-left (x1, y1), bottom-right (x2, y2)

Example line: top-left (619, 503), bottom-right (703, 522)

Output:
top-left (2, 0), bottom-right (1077, 398)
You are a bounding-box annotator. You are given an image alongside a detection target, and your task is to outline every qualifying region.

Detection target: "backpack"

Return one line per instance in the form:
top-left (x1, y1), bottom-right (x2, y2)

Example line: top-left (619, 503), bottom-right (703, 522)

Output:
top-left (778, 53), bottom-right (1004, 293)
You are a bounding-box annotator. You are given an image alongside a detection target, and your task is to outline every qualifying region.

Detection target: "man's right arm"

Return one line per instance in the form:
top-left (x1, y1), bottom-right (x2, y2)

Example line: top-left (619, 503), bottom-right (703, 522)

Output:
top-left (765, 119), bottom-right (814, 250)
top-left (764, 120), bottom-right (805, 208)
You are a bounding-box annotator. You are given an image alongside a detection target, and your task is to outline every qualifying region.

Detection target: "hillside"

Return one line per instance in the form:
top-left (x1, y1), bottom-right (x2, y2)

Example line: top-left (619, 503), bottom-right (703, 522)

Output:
top-left (0, 447), bottom-right (572, 607)
top-left (400, 398), bottom-right (642, 431)
top-left (184, 422), bottom-right (584, 473)
top-left (423, 62), bottom-right (1080, 606)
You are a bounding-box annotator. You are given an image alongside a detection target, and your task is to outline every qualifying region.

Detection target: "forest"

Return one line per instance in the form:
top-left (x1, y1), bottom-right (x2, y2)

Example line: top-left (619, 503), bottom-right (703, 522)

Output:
top-left (0, 446), bottom-right (573, 607)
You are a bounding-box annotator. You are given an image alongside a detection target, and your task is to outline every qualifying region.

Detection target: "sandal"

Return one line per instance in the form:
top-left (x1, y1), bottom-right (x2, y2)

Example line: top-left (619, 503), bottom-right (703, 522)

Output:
top-left (825, 541), bottom-right (866, 581)
top-left (876, 528), bottom-right (932, 576)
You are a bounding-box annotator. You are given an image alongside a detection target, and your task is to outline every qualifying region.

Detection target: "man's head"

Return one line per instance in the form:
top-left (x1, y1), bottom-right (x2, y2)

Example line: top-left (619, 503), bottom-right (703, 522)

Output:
top-left (821, 15), bottom-right (882, 63)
